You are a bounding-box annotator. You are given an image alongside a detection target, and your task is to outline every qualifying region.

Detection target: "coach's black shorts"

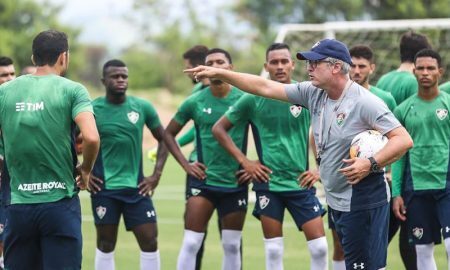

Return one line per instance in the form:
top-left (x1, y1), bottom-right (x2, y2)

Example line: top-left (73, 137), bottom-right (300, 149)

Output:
top-left (329, 203), bottom-right (389, 270)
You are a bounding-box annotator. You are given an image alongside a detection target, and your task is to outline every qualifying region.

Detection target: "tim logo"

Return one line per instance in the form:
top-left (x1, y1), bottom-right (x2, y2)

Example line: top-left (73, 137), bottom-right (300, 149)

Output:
top-left (238, 199), bottom-right (246, 206)
top-left (96, 206), bottom-right (106, 219)
top-left (15, 101), bottom-right (44, 112)
top-left (353, 262), bottom-right (365, 269)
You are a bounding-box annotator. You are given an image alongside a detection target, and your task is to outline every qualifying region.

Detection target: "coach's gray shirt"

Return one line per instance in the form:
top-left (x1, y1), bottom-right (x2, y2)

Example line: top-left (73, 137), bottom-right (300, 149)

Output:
top-left (285, 81), bottom-right (401, 212)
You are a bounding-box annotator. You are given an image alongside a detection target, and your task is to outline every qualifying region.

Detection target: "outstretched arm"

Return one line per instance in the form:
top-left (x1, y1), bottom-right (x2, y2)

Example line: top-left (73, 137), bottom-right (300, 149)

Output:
top-left (185, 66), bottom-right (289, 102)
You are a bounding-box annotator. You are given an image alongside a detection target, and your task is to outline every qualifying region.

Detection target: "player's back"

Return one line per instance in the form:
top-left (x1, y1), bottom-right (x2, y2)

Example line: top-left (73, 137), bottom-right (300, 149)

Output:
top-left (376, 70), bottom-right (417, 105)
top-left (0, 74), bottom-right (92, 204)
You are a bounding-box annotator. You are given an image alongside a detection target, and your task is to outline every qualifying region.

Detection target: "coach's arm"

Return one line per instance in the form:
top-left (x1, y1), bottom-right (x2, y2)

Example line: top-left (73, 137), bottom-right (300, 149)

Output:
top-left (185, 66), bottom-right (289, 102)
top-left (339, 126), bottom-right (413, 185)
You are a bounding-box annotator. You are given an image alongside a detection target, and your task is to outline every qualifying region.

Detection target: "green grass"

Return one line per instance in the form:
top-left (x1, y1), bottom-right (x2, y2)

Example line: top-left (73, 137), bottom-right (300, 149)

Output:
top-left (80, 156), bottom-right (448, 269)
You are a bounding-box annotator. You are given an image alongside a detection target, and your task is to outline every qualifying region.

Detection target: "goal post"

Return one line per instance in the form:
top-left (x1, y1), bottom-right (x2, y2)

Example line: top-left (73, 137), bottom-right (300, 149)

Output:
top-left (269, 18), bottom-right (450, 82)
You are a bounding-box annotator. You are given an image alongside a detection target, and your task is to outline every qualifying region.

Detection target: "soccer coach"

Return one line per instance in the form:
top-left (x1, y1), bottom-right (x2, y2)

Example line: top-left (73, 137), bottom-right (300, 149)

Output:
top-left (186, 39), bottom-right (413, 270)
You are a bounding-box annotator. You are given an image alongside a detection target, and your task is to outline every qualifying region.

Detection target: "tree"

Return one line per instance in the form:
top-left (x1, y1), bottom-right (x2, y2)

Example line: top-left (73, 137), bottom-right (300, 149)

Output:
top-left (0, 0), bottom-right (84, 80)
top-left (232, 0), bottom-right (450, 41)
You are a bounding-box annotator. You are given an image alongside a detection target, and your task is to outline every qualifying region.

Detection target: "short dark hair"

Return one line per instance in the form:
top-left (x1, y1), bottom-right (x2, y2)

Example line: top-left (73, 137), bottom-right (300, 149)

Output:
top-left (206, 48), bottom-right (232, 64)
top-left (0, 56), bottom-right (13, 67)
top-left (265, 43), bottom-right (290, 60)
top-left (349, 45), bottom-right (374, 63)
top-left (414, 49), bottom-right (442, 67)
top-left (400, 31), bottom-right (432, 63)
top-left (32, 30), bottom-right (69, 66)
top-left (102, 59), bottom-right (126, 77)
top-left (183, 45), bottom-right (209, 67)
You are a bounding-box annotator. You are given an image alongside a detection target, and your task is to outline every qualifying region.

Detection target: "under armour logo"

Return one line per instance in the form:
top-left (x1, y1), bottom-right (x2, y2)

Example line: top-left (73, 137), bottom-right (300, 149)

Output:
top-left (238, 199), bottom-right (246, 206)
top-left (446, 226), bottom-right (450, 233)
top-left (146, 211), bottom-right (155, 218)
top-left (313, 205), bottom-right (320, 212)
top-left (353, 262), bottom-right (365, 269)
top-left (203, 108), bottom-right (212, 114)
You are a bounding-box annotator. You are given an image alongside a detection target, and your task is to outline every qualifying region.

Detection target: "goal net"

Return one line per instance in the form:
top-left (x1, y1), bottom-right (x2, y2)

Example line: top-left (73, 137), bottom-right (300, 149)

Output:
top-left (271, 18), bottom-right (450, 83)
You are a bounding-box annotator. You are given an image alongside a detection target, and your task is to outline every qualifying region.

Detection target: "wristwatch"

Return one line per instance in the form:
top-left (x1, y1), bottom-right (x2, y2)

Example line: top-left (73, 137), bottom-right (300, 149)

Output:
top-left (368, 157), bottom-right (380, 172)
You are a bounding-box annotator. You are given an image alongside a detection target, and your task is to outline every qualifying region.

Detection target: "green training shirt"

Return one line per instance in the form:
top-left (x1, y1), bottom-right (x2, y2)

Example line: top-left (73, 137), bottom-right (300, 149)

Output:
top-left (225, 93), bottom-right (310, 192)
top-left (392, 92), bottom-right (450, 196)
top-left (173, 86), bottom-right (247, 188)
top-left (376, 71), bottom-right (418, 105)
top-left (92, 96), bottom-right (161, 190)
top-left (370, 85), bottom-right (397, 111)
top-left (0, 74), bottom-right (93, 204)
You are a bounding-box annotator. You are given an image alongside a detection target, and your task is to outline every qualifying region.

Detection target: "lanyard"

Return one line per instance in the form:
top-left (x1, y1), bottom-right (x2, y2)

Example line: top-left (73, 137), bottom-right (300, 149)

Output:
top-left (316, 80), bottom-right (353, 165)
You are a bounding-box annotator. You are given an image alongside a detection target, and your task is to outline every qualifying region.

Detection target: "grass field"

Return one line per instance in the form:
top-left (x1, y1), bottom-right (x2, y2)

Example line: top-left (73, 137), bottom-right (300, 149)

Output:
top-left (79, 156), bottom-right (448, 269)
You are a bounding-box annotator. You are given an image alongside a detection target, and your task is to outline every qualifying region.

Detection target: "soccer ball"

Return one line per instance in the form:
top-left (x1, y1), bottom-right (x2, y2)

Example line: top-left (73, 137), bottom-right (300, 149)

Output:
top-left (349, 130), bottom-right (388, 159)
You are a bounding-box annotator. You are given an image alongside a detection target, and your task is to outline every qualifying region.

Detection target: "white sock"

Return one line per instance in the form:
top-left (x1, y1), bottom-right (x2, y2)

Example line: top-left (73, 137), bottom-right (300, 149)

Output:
top-left (445, 237), bottom-right (450, 270)
top-left (177, 230), bottom-right (205, 270)
top-left (95, 248), bottom-right (115, 270)
top-left (0, 255), bottom-right (3, 268)
top-left (221, 229), bottom-right (242, 270)
top-left (264, 237), bottom-right (284, 270)
top-left (332, 260), bottom-right (345, 270)
top-left (141, 250), bottom-right (160, 270)
top-left (307, 236), bottom-right (328, 270)
top-left (416, 243), bottom-right (437, 270)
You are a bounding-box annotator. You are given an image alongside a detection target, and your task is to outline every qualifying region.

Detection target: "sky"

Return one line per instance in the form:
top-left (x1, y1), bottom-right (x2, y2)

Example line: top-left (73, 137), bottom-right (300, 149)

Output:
top-left (44, 0), bottom-right (242, 54)
top-left (47, 0), bottom-right (139, 53)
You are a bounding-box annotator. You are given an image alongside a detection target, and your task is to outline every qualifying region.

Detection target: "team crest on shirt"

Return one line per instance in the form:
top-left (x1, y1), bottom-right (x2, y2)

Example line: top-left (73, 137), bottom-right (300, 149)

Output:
top-left (412, 227), bottom-right (423, 239)
top-left (127, 111), bottom-right (139, 124)
top-left (289, 105), bottom-right (302, 118)
top-left (96, 206), bottom-right (107, 219)
top-left (436, 109), bottom-right (448, 120)
top-left (336, 112), bottom-right (346, 126)
top-left (259, 195), bottom-right (270, 209)
top-left (191, 188), bottom-right (201, 196)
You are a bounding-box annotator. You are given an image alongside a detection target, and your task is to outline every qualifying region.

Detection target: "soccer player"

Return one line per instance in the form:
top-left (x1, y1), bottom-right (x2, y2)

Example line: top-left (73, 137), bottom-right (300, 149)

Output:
top-left (376, 31), bottom-right (432, 105)
top-left (348, 45), bottom-right (417, 269)
top-left (0, 57), bottom-right (15, 85)
top-left (349, 45), bottom-right (396, 111)
top-left (181, 45), bottom-right (212, 270)
top-left (0, 56), bottom-right (16, 269)
top-left (212, 43), bottom-right (328, 270)
top-left (186, 38), bottom-right (413, 269)
top-left (0, 29), bottom-right (100, 269)
top-left (164, 48), bottom-right (247, 270)
top-left (392, 49), bottom-right (450, 270)
top-left (90, 59), bottom-right (168, 270)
